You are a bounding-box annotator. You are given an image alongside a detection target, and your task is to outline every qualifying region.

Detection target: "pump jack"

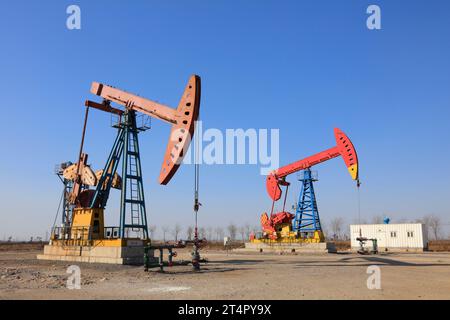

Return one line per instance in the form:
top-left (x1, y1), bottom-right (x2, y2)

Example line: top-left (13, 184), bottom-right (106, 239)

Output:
top-left (39, 75), bottom-right (201, 264)
top-left (254, 128), bottom-right (359, 243)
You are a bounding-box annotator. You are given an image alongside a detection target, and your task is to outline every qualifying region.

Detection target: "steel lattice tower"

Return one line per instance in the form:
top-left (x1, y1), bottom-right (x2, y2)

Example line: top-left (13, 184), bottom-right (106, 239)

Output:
top-left (293, 168), bottom-right (322, 235)
top-left (90, 110), bottom-right (150, 239)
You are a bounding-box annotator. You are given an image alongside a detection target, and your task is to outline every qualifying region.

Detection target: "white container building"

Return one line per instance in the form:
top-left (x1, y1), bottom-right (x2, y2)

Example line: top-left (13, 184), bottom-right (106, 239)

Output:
top-left (350, 223), bottom-right (428, 252)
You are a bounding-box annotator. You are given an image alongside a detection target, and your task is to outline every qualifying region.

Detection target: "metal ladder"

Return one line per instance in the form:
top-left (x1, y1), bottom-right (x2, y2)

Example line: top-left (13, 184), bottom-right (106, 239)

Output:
top-left (128, 133), bottom-right (141, 230)
top-left (121, 112), bottom-right (149, 239)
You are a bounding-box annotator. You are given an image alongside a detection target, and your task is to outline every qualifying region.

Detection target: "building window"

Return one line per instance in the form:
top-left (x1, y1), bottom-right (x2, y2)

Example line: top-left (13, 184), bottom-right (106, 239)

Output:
top-left (390, 231), bottom-right (397, 238)
top-left (407, 231), bottom-right (414, 238)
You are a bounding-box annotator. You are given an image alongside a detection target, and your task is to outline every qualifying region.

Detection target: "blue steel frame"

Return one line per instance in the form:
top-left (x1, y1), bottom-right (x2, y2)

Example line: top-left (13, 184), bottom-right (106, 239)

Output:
top-left (90, 110), bottom-right (149, 239)
top-left (293, 168), bottom-right (322, 234)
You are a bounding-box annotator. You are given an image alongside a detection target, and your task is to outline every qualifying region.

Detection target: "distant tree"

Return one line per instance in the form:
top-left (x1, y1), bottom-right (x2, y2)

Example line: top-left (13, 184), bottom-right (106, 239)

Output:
top-left (227, 223), bottom-right (237, 240)
top-left (172, 224), bottom-right (182, 241)
top-left (371, 215), bottom-right (384, 224)
top-left (420, 215), bottom-right (442, 240)
top-left (352, 217), bottom-right (367, 225)
top-left (162, 226), bottom-right (169, 242)
top-left (148, 225), bottom-right (157, 239)
top-left (7, 236), bottom-right (12, 242)
top-left (244, 224), bottom-right (251, 240)
top-left (238, 226), bottom-right (246, 241)
top-left (206, 226), bottom-right (214, 240)
top-left (428, 215), bottom-right (442, 240)
top-left (214, 227), bottom-right (224, 241)
top-left (321, 221), bottom-right (329, 239)
top-left (186, 226), bottom-right (193, 241)
top-left (199, 227), bottom-right (206, 239)
top-left (330, 217), bottom-right (344, 240)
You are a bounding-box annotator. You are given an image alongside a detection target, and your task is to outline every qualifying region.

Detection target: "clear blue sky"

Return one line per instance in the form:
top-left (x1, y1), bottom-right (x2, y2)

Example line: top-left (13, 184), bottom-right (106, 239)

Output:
top-left (0, 0), bottom-right (449, 240)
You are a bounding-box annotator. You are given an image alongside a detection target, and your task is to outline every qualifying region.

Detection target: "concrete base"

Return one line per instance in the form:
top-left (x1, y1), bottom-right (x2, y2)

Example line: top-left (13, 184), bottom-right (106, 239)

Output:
top-left (351, 247), bottom-right (425, 253)
top-left (234, 241), bottom-right (337, 254)
top-left (37, 244), bottom-right (156, 265)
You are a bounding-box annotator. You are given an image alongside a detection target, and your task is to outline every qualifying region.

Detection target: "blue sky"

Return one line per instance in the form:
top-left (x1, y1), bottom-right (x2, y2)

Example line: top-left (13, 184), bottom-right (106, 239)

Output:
top-left (0, 0), bottom-right (449, 240)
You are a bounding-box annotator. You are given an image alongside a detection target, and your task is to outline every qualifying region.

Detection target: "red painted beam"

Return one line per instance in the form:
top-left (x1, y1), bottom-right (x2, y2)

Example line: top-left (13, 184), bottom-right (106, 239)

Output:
top-left (266, 128), bottom-right (358, 201)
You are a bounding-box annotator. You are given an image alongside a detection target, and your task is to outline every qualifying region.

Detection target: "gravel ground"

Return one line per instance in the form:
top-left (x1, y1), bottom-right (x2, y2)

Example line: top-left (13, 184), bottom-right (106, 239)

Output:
top-left (1, 248), bottom-right (450, 299)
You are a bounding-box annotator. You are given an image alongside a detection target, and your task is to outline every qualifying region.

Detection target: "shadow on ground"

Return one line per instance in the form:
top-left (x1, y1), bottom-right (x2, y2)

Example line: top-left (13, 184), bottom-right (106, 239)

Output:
top-left (295, 256), bottom-right (450, 267)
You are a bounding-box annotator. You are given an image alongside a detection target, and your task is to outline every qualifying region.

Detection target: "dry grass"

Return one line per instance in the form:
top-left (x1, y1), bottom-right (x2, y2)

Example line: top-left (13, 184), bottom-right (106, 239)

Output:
top-left (0, 242), bottom-right (45, 251)
top-left (329, 240), bottom-right (351, 251)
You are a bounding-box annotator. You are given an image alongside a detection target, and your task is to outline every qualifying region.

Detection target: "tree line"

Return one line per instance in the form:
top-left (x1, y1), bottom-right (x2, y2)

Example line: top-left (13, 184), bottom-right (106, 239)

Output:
top-left (148, 223), bottom-right (260, 242)
top-left (148, 214), bottom-right (447, 242)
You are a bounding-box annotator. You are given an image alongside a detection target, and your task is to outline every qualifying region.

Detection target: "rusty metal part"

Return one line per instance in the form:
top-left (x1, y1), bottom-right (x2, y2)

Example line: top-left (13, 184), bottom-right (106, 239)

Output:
top-left (76, 189), bottom-right (96, 208)
top-left (68, 153), bottom-right (90, 204)
top-left (89, 75), bottom-right (201, 185)
top-left (85, 100), bottom-right (123, 116)
top-left (95, 169), bottom-right (122, 189)
top-left (63, 163), bottom-right (97, 186)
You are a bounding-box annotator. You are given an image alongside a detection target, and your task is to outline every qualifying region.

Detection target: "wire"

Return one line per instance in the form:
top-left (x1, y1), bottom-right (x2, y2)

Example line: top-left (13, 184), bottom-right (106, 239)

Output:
top-left (357, 185), bottom-right (361, 224)
top-left (51, 189), bottom-right (65, 231)
top-left (193, 118), bottom-right (201, 237)
top-left (282, 184), bottom-right (289, 212)
top-left (194, 118), bottom-right (200, 213)
top-left (356, 179), bottom-right (362, 237)
top-left (192, 118), bottom-right (201, 270)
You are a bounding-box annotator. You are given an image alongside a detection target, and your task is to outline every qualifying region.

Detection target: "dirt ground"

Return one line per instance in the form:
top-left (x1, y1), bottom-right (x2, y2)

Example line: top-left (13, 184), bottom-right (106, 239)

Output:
top-left (1, 245), bottom-right (450, 300)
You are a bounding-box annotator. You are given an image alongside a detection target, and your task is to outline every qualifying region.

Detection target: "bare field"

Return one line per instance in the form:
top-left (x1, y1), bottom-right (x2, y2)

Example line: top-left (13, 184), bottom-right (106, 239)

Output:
top-left (1, 246), bottom-right (450, 300)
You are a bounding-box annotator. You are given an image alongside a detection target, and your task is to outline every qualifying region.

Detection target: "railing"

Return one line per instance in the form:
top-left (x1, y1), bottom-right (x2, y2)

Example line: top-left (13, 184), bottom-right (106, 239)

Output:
top-left (110, 113), bottom-right (151, 131)
top-left (54, 162), bottom-right (73, 176)
top-left (51, 226), bottom-right (93, 246)
top-left (51, 225), bottom-right (148, 247)
top-left (297, 170), bottom-right (318, 181)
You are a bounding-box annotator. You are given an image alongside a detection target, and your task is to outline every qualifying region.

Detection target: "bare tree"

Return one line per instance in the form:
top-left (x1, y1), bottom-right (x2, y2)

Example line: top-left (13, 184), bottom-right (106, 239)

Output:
top-left (371, 215), bottom-right (384, 224)
top-left (419, 215), bottom-right (442, 240)
top-left (320, 220), bottom-right (329, 239)
top-left (206, 226), bottom-right (213, 240)
top-left (244, 224), bottom-right (251, 240)
top-left (186, 226), bottom-right (193, 241)
top-left (172, 224), bottom-right (182, 241)
top-left (238, 226), bottom-right (246, 241)
top-left (162, 226), bottom-right (169, 242)
top-left (428, 215), bottom-right (442, 240)
top-left (330, 217), bottom-right (344, 240)
top-left (214, 227), bottom-right (224, 241)
top-left (199, 227), bottom-right (206, 239)
top-left (227, 223), bottom-right (237, 240)
top-left (352, 217), bottom-right (367, 225)
top-left (148, 225), bottom-right (157, 239)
